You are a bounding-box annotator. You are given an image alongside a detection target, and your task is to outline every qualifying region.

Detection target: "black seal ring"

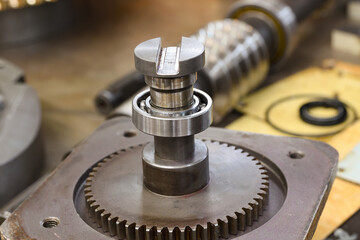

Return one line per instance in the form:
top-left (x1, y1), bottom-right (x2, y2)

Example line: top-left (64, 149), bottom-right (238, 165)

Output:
top-left (299, 100), bottom-right (347, 126)
top-left (264, 94), bottom-right (358, 137)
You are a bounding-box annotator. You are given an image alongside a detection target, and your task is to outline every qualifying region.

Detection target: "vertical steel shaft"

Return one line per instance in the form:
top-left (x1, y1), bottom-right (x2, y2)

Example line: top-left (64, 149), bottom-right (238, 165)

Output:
top-left (133, 37), bottom-right (212, 196)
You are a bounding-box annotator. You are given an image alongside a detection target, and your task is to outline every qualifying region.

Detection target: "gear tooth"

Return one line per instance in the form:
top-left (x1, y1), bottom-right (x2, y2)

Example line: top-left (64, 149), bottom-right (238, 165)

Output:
top-left (228, 145), bottom-right (236, 150)
top-left (243, 207), bottom-right (252, 226)
top-left (84, 180), bottom-right (92, 188)
top-left (170, 227), bottom-right (180, 240)
top-left (161, 227), bottom-right (170, 240)
top-left (97, 162), bottom-right (106, 167)
top-left (184, 226), bottom-right (194, 240)
top-left (255, 198), bottom-right (264, 216)
top-left (260, 188), bottom-right (269, 206)
top-left (108, 217), bottom-right (118, 236)
top-left (126, 222), bottom-right (136, 240)
top-left (84, 187), bottom-right (92, 195)
top-left (258, 164), bottom-right (266, 169)
top-left (85, 198), bottom-right (95, 210)
top-left (85, 177), bottom-right (93, 183)
top-left (116, 220), bottom-right (127, 239)
top-left (89, 203), bottom-right (99, 218)
top-left (101, 212), bottom-right (111, 232)
top-left (258, 192), bottom-right (268, 207)
top-left (208, 222), bottom-right (219, 240)
top-left (227, 215), bottom-right (238, 235)
top-left (262, 175), bottom-right (270, 181)
top-left (235, 211), bottom-right (246, 231)
top-left (84, 192), bottom-right (93, 199)
top-left (219, 142), bottom-right (228, 147)
top-left (146, 226), bottom-right (157, 240)
top-left (261, 184), bottom-right (269, 192)
top-left (249, 201), bottom-right (259, 221)
top-left (94, 208), bottom-right (105, 227)
top-left (217, 219), bottom-right (229, 239)
top-left (262, 180), bottom-right (270, 188)
top-left (136, 225), bottom-right (146, 240)
top-left (196, 224), bottom-right (207, 240)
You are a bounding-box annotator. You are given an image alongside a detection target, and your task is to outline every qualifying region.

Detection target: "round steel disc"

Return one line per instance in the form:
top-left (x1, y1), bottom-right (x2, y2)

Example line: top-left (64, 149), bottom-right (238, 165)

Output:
top-left (85, 140), bottom-right (268, 239)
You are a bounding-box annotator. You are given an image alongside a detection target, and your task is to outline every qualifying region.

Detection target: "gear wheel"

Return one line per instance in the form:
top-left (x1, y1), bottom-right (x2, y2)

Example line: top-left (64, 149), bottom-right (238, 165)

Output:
top-left (84, 140), bottom-right (269, 240)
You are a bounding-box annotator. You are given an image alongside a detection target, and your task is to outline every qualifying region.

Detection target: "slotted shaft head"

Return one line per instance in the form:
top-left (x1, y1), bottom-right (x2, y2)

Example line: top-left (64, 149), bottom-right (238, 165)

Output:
top-left (134, 37), bottom-right (205, 78)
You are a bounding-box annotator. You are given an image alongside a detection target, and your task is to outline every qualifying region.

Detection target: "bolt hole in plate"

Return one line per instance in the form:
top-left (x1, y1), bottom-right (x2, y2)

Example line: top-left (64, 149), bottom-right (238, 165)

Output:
top-left (41, 217), bottom-right (60, 228)
top-left (288, 150), bottom-right (305, 159)
top-left (123, 130), bottom-right (137, 138)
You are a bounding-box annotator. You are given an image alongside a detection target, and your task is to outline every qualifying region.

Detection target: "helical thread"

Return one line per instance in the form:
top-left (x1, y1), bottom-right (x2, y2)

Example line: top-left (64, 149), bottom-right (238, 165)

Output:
top-left (192, 19), bottom-right (269, 123)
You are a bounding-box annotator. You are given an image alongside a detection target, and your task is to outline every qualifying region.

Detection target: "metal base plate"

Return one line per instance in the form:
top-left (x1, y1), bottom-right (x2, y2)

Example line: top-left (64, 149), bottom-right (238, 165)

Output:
top-left (0, 117), bottom-right (337, 240)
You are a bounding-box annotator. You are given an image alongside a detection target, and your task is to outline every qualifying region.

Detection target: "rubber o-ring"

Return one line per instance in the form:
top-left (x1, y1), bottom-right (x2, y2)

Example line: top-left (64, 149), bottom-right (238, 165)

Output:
top-left (299, 100), bottom-right (347, 126)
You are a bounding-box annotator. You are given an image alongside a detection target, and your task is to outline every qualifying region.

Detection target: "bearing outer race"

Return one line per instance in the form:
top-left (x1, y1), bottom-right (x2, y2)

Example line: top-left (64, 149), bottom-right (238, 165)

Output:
top-left (132, 89), bottom-right (213, 137)
top-left (227, 0), bottom-right (297, 65)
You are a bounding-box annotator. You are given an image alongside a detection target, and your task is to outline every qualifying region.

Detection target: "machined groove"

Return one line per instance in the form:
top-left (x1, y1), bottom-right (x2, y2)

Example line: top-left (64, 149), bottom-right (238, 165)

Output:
top-left (192, 19), bottom-right (269, 123)
top-left (84, 141), bottom-right (269, 240)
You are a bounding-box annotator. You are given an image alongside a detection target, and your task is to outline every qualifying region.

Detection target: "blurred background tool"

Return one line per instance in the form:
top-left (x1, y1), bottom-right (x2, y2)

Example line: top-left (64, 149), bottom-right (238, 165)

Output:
top-left (0, 0), bottom-right (75, 47)
top-left (0, 58), bottom-right (43, 207)
top-left (95, 0), bottom-right (328, 123)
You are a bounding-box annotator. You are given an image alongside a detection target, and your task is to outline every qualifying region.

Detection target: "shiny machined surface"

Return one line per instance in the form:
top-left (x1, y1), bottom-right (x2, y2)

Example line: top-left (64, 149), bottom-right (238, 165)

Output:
top-left (97, 1), bottom-right (297, 123)
top-left (192, 19), bottom-right (269, 123)
top-left (227, 0), bottom-right (297, 66)
top-left (84, 140), bottom-right (268, 240)
top-left (143, 139), bottom-right (209, 196)
top-left (133, 37), bottom-right (212, 196)
top-left (133, 89), bottom-right (212, 137)
top-left (134, 37), bottom-right (205, 78)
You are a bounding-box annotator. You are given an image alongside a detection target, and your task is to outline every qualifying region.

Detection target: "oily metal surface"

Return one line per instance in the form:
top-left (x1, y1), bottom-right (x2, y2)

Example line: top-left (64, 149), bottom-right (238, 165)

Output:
top-left (85, 141), bottom-right (268, 240)
top-left (0, 117), bottom-right (337, 240)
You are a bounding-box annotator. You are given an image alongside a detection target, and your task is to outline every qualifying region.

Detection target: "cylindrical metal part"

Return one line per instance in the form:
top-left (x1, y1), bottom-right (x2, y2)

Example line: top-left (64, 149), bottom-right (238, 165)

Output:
top-left (227, 0), bottom-right (297, 66)
top-left (142, 140), bottom-right (209, 196)
top-left (154, 136), bottom-right (195, 161)
top-left (133, 89), bottom-right (212, 137)
top-left (150, 86), bottom-right (193, 109)
top-left (95, 72), bottom-right (146, 115)
top-left (133, 37), bottom-right (212, 196)
top-left (192, 19), bottom-right (269, 123)
top-left (284, 0), bottom-right (327, 22)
